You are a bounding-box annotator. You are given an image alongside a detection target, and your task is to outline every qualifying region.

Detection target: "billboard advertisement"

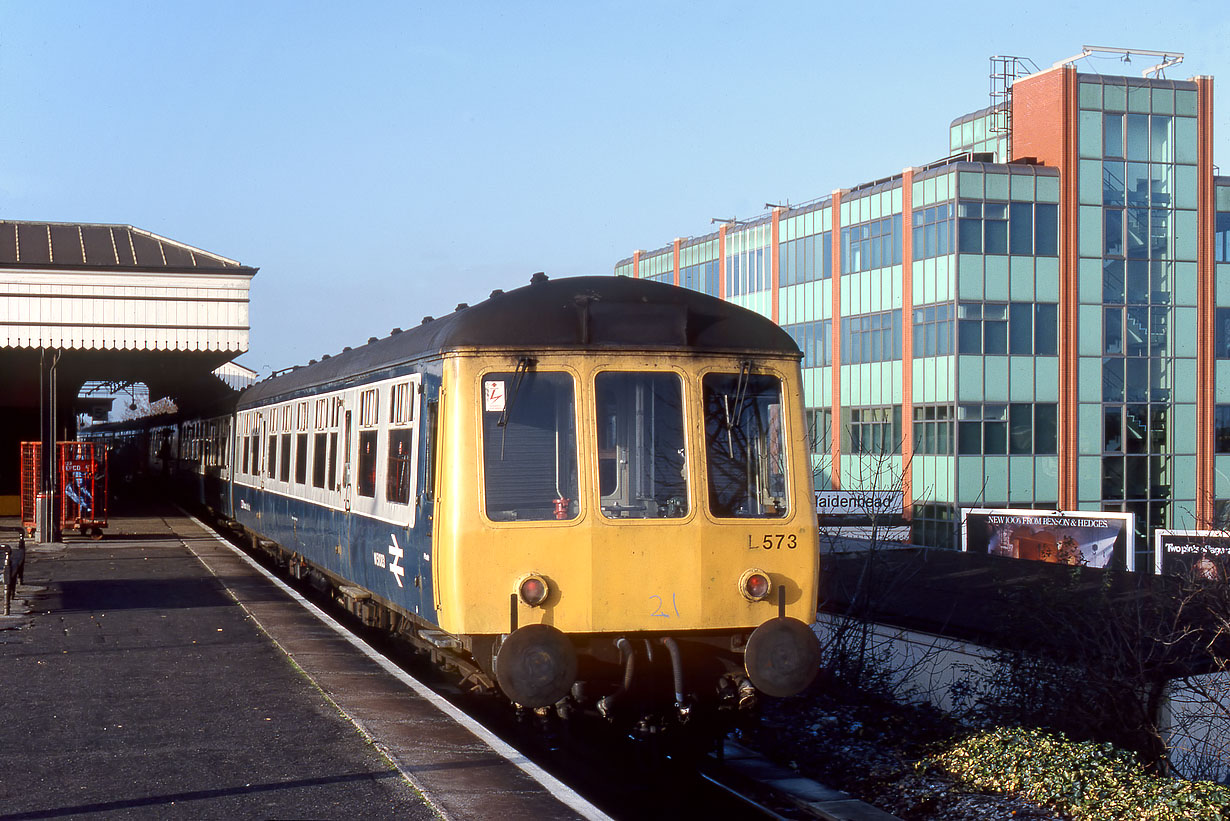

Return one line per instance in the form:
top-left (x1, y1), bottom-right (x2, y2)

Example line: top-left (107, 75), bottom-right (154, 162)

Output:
top-left (814, 490), bottom-right (903, 518)
top-left (961, 508), bottom-right (1135, 571)
top-left (1154, 530), bottom-right (1230, 580)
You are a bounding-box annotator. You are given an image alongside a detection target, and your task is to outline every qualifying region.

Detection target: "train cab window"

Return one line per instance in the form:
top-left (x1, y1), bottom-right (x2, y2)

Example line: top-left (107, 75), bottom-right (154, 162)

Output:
top-left (481, 370), bottom-right (579, 521)
top-left (595, 372), bottom-right (688, 519)
top-left (702, 371), bottom-right (789, 518)
top-left (357, 430), bottom-right (378, 497)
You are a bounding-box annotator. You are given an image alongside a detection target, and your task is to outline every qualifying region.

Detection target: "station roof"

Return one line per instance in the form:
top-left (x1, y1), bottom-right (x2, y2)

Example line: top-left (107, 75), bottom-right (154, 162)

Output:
top-left (0, 221), bottom-right (255, 273)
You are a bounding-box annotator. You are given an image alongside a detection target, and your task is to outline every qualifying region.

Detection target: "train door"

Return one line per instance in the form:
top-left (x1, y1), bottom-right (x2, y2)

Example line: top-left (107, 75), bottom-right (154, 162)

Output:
top-left (342, 409), bottom-right (353, 512)
top-left (259, 418), bottom-right (267, 491)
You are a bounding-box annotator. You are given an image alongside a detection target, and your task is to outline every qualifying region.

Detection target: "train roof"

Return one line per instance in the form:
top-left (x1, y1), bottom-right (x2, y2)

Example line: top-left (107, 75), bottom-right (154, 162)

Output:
top-left (239, 274), bottom-right (800, 407)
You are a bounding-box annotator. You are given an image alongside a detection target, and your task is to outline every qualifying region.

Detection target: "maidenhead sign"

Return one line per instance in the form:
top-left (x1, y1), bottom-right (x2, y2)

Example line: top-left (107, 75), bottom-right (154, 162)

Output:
top-left (962, 508), bottom-right (1136, 571)
top-left (814, 490), bottom-right (904, 518)
top-left (1154, 530), bottom-right (1230, 580)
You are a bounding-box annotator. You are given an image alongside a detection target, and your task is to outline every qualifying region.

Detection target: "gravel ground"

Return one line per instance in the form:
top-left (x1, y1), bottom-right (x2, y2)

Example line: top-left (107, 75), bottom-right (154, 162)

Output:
top-left (736, 676), bottom-right (1065, 820)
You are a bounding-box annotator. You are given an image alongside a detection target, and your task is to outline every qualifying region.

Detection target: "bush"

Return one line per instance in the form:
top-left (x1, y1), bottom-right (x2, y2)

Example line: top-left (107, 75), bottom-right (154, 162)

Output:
top-left (926, 727), bottom-right (1230, 820)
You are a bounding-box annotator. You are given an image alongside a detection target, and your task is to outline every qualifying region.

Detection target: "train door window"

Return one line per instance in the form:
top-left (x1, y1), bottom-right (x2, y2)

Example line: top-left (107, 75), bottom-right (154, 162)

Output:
top-left (702, 371), bottom-right (789, 518)
top-left (279, 432), bottom-right (292, 482)
top-left (595, 372), bottom-right (688, 519)
top-left (295, 433), bottom-right (308, 485)
top-left (251, 425), bottom-right (261, 476)
top-left (242, 436), bottom-right (250, 475)
top-left (343, 410), bottom-right (353, 489)
top-left (357, 430), bottom-right (378, 497)
top-left (312, 432), bottom-right (328, 488)
top-left (267, 433), bottom-right (277, 478)
top-left (481, 369), bottom-right (579, 521)
top-left (327, 431), bottom-right (338, 490)
top-left (422, 398), bottom-right (438, 502)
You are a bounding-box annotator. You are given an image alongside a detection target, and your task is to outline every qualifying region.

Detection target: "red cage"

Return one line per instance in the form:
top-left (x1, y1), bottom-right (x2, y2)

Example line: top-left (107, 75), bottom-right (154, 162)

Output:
top-left (19, 442), bottom-right (39, 537)
top-left (59, 442), bottom-right (108, 538)
top-left (17, 441), bottom-right (108, 539)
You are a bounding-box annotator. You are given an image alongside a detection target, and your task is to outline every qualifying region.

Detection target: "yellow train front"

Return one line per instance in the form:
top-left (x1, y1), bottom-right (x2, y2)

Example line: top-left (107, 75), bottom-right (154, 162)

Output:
top-left (432, 275), bottom-right (821, 716)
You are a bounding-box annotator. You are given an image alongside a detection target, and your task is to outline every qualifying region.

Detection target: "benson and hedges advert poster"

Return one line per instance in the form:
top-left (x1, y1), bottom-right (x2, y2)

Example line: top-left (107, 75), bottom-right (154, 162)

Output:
top-left (962, 508), bottom-right (1136, 571)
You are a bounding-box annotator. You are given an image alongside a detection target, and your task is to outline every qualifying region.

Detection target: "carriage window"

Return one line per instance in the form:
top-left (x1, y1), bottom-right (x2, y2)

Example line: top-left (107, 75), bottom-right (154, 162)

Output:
top-left (267, 435), bottom-right (277, 478)
top-left (295, 433), bottom-right (308, 484)
top-left (595, 372), bottom-right (688, 519)
top-left (357, 430), bottom-right (378, 498)
top-left (279, 433), bottom-right (292, 482)
top-left (482, 369), bottom-right (579, 521)
top-left (250, 431), bottom-right (261, 475)
top-left (703, 371), bottom-right (788, 518)
top-left (312, 432), bottom-right (328, 488)
top-left (387, 429), bottom-right (413, 504)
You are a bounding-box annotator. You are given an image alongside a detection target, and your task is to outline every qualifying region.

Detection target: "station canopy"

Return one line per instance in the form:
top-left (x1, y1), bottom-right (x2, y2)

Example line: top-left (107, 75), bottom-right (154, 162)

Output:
top-left (0, 220), bottom-right (257, 414)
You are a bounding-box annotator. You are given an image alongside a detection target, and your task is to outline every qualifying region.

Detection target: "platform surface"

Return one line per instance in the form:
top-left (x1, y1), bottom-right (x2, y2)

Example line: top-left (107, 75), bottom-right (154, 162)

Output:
top-left (0, 509), bottom-right (599, 820)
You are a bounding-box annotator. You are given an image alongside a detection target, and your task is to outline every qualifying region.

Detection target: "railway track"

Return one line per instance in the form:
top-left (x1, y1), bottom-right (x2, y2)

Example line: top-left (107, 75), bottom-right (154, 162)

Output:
top-left (201, 510), bottom-right (887, 821)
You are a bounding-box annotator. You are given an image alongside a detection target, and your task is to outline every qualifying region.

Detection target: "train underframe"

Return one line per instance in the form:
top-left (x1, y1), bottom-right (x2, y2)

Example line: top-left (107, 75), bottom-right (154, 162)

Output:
top-left (224, 519), bottom-right (788, 730)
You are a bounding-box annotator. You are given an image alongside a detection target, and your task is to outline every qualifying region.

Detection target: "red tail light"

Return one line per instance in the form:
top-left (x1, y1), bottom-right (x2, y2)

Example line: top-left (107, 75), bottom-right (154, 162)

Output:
top-left (739, 568), bottom-right (772, 602)
top-left (518, 574), bottom-right (549, 606)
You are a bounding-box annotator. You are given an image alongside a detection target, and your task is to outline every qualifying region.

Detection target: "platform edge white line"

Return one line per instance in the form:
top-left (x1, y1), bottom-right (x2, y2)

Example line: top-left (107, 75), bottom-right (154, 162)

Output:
top-left (177, 508), bottom-right (610, 821)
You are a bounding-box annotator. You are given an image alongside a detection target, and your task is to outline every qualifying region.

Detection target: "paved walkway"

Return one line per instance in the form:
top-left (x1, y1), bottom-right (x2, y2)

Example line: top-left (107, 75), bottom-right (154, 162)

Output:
top-left (0, 510), bottom-right (597, 820)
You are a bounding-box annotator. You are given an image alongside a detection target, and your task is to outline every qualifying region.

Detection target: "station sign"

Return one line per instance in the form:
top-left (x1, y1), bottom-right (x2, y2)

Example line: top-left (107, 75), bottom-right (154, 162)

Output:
top-left (1154, 530), bottom-right (1230, 580)
top-left (961, 508), bottom-right (1135, 571)
top-left (814, 490), bottom-right (903, 518)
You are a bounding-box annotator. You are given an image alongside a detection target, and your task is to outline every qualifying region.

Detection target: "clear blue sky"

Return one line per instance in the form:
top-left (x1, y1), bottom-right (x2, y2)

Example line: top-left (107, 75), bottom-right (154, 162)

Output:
top-left (2, 1), bottom-right (1226, 375)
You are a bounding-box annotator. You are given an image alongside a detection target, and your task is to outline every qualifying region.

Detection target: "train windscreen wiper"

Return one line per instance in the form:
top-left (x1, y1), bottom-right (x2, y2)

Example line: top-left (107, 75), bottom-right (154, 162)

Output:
top-left (498, 356), bottom-right (534, 458)
top-left (722, 360), bottom-right (754, 457)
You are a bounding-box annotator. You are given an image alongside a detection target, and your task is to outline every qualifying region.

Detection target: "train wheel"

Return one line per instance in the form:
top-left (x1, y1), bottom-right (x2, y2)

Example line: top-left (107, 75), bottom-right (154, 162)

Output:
top-left (494, 624), bottom-right (577, 708)
top-left (744, 617), bottom-right (822, 698)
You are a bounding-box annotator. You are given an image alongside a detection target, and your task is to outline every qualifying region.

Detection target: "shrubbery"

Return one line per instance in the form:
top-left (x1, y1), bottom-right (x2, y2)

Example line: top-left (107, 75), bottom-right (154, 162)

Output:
top-left (926, 727), bottom-right (1230, 820)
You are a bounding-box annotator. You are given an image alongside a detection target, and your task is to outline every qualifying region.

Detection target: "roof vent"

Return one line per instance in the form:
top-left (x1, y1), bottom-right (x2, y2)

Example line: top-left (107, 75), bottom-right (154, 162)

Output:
top-left (422, 316), bottom-right (434, 324)
top-left (343, 346), bottom-right (352, 352)
top-left (455, 302), bottom-right (469, 311)
top-left (490, 288), bottom-right (505, 298)
top-left (530, 271), bottom-right (548, 285)
top-left (390, 327), bottom-right (402, 335)
top-left (368, 336), bottom-right (378, 344)
top-left (322, 354), bottom-right (331, 360)
top-left (309, 359), bottom-right (317, 365)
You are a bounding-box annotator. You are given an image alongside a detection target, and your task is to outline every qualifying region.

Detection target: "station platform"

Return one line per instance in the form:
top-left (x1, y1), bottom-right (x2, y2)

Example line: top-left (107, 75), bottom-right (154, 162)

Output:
top-left (0, 506), bottom-right (604, 820)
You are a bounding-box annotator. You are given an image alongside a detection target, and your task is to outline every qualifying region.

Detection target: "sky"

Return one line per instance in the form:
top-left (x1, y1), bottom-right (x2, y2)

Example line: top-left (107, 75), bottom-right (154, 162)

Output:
top-left (3, 1), bottom-right (1229, 376)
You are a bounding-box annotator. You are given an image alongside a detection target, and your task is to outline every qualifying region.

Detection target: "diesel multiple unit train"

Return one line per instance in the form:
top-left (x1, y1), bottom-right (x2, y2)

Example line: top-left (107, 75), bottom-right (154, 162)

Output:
top-left (91, 275), bottom-right (822, 718)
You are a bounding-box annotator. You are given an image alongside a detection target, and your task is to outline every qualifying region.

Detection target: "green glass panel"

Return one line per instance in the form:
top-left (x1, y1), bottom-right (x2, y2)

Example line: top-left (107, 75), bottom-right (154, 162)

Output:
top-left (985, 173), bottom-right (1009, 200)
top-left (1009, 174), bottom-right (1034, 201)
top-left (1176, 89), bottom-right (1198, 117)
top-left (1104, 84), bottom-right (1127, 112)
top-left (1153, 88), bottom-right (1175, 115)
top-left (1078, 159), bottom-right (1102, 205)
top-left (1078, 80), bottom-right (1102, 110)
top-left (959, 172), bottom-right (984, 199)
top-left (1036, 176), bottom-right (1060, 203)
top-left (1127, 84), bottom-right (1151, 113)
top-left (1079, 110), bottom-right (1103, 158)
top-left (1175, 116), bottom-right (1198, 164)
